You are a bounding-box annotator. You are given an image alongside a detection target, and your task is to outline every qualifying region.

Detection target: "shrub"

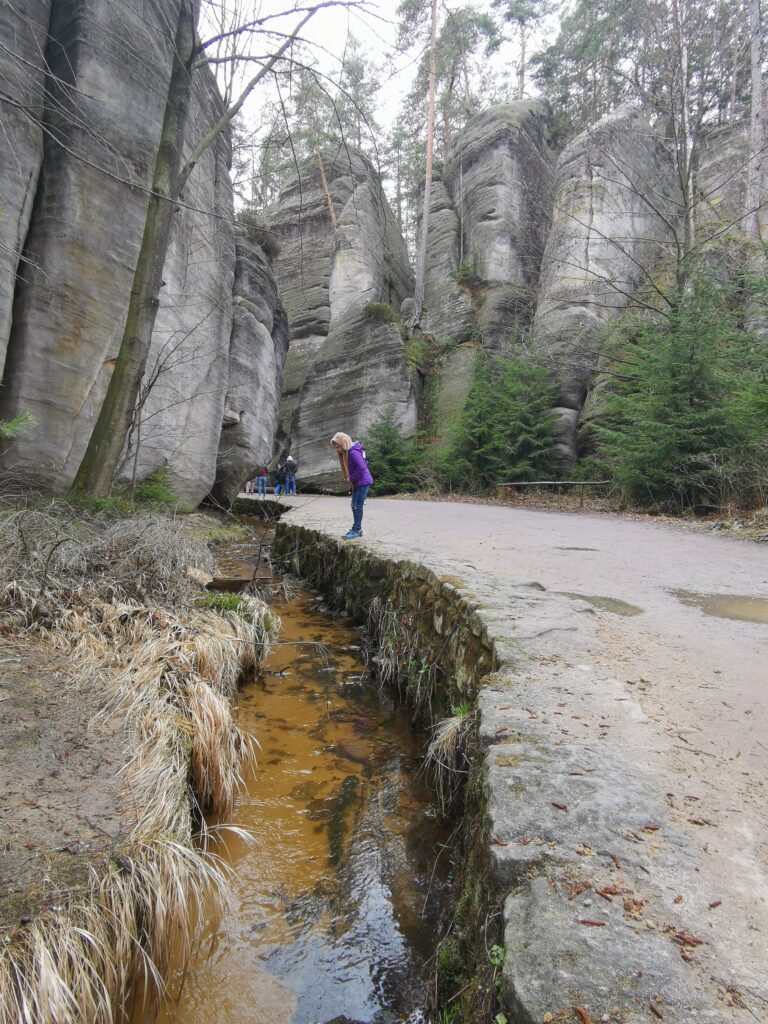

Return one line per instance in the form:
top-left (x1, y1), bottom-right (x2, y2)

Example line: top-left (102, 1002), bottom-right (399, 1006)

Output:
top-left (364, 301), bottom-right (397, 322)
top-left (235, 209), bottom-right (281, 258)
top-left (133, 469), bottom-right (192, 512)
top-left (456, 251), bottom-right (482, 287)
top-left (363, 407), bottom-right (423, 495)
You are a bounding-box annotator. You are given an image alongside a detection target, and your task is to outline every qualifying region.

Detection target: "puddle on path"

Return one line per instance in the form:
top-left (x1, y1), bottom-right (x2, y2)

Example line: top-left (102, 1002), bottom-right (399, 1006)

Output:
top-left (557, 592), bottom-right (644, 617)
top-left (671, 590), bottom-right (768, 625)
top-left (156, 591), bottom-right (451, 1024)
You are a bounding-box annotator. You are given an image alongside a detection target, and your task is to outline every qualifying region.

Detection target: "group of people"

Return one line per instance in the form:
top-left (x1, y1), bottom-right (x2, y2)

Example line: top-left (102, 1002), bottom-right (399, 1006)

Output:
top-left (244, 454), bottom-right (297, 496)
top-left (244, 432), bottom-right (374, 540)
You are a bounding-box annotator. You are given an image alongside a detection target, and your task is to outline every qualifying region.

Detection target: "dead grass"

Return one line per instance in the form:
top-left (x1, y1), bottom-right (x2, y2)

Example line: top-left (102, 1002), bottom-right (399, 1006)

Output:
top-left (0, 503), bottom-right (280, 1022)
top-left (425, 711), bottom-right (474, 812)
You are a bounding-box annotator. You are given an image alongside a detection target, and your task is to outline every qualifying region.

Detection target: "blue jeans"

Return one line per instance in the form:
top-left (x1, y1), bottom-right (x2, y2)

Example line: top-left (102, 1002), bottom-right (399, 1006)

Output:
top-left (257, 477), bottom-right (267, 497)
top-left (285, 474), bottom-right (296, 495)
top-left (351, 485), bottom-right (370, 532)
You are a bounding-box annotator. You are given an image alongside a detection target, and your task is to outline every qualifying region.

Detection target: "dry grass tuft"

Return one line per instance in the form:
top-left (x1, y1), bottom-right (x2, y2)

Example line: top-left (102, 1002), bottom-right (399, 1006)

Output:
top-left (0, 502), bottom-right (280, 1021)
top-left (0, 503), bottom-right (214, 611)
top-left (425, 709), bottom-right (475, 812)
top-left (0, 839), bottom-right (229, 1024)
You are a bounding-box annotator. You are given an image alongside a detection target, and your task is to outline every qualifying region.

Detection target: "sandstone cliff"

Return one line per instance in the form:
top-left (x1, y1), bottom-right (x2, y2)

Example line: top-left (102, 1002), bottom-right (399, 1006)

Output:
top-left (0, 0), bottom-right (285, 505)
top-left (423, 101), bottom-right (555, 351)
top-left (268, 148), bottom-right (416, 491)
top-left (531, 106), bottom-right (679, 464)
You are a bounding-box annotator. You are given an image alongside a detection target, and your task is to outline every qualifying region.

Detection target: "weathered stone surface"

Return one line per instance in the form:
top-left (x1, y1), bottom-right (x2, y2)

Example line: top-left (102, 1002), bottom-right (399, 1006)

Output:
top-left (531, 106), bottom-right (678, 463)
top-left (0, 0), bottom-right (51, 377)
top-left (0, 1), bottom-right (289, 507)
top-left (0, 0), bottom-right (181, 481)
top-left (503, 875), bottom-right (699, 1024)
top-left (429, 342), bottom-right (480, 447)
top-left (422, 102), bottom-right (555, 352)
top-left (291, 304), bottom-right (417, 491)
top-left (420, 177), bottom-right (474, 341)
top-left (122, 69), bottom-right (236, 504)
top-left (268, 148), bottom-right (415, 487)
top-left (212, 231), bottom-right (289, 504)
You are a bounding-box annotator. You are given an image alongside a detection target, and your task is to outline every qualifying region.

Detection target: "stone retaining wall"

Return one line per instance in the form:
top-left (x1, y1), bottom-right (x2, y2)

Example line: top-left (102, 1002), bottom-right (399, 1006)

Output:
top-left (273, 521), bottom-right (715, 1024)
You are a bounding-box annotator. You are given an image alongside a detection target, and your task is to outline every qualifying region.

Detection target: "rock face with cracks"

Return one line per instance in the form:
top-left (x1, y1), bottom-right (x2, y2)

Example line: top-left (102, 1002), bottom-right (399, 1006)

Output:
top-left (212, 231), bottom-right (289, 504)
top-left (267, 147), bottom-right (415, 491)
top-left (531, 106), bottom-right (679, 464)
top-left (423, 101), bottom-right (556, 351)
top-left (0, 0), bottom-right (286, 506)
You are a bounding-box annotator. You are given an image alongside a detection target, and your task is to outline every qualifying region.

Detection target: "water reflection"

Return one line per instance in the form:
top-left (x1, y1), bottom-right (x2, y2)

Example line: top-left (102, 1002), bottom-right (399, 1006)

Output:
top-left (671, 589), bottom-right (768, 625)
top-left (156, 592), bottom-right (451, 1024)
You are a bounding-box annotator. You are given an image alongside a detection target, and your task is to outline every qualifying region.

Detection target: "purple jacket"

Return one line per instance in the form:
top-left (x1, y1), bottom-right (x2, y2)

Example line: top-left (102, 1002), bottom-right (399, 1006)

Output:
top-left (348, 442), bottom-right (373, 486)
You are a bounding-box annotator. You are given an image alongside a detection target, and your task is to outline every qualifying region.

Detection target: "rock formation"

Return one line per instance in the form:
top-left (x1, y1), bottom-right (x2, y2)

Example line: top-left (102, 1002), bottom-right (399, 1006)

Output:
top-left (531, 106), bottom-right (679, 464)
top-left (212, 231), bottom-right (289, 504)
top-left (0, 0), bottom-right (51, 374)
top-left (423, 101), bottom-right (556, 351)
top-left (0, 0), bottom-right (286, 506)
top-left (268, 148), bottom-right (416, 491)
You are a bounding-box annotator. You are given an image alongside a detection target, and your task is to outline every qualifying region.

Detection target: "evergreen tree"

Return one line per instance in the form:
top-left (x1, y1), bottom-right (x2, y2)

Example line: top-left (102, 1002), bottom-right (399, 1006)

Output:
top-left (441, 355), bottom-right (558, 490)
top-left (596, 277), bottom-right (768, 509)
top-left (364, 407), bottom-right (422, 494)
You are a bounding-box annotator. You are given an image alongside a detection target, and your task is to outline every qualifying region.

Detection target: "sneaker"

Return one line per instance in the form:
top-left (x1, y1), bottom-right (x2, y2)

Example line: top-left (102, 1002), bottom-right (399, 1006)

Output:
top-left (342, 529), bottom-right (362, 540)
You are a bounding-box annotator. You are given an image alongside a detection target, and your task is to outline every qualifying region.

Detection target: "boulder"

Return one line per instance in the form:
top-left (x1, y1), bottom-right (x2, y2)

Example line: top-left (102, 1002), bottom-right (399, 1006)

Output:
top-left (0, 0), bottom-right (51, 376)
top-left (531, 106), bottom-right (679, 464)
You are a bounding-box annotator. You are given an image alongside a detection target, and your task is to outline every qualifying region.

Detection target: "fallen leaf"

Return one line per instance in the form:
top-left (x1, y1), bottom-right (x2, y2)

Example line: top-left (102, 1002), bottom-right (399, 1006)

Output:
top-left (578, 918), bottom-right (607, 927)
top-left (552, 802), bottom-right (568, 811)
top-left (649, 999), bottom-right (664, 1019)
top-left (623, 897), bottom-right (646, 919)
top-left (491, 837), bottom-right (508, 846)
top-left (688, 817), bottom-right (716, 826)
top-left (567, 881), bottom-right (589, 901)
top-left (572, 1007), bottom-right (591, 1024)
top-left (708, 899), bottom-right (722, 909)
top-left (609, 853), bottom-right (622, 869)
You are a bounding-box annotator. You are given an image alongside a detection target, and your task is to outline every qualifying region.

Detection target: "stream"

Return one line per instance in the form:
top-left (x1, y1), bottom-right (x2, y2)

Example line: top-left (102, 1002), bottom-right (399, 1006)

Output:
top-left (155, 582), bottom-right (453, 1024)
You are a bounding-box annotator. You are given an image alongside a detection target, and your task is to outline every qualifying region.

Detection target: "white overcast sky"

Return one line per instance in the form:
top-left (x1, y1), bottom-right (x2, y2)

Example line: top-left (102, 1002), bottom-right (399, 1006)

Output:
top-left (203, 0), bottom-right (556, 137)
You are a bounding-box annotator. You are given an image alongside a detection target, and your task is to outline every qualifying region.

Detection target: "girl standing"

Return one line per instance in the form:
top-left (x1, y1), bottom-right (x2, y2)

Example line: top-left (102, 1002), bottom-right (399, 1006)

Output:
top-left (331, 431), bottom-right (373, 539)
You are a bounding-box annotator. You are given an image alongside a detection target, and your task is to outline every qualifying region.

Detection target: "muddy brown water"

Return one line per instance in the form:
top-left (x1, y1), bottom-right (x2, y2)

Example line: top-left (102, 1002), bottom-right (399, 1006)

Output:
top-left (155, 590), bottom-right (452, 1024)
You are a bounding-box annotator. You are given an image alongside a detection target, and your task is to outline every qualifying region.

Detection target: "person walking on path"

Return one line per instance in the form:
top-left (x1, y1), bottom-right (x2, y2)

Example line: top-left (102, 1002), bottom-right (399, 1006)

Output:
top-left (257, 465), bottom-right (269, 498)
top-left (284, 454), bottom-right (297, 495)
top-left (331, 431), bottom-right (373, 539)
top-left (273, 462), bottom-right (286, 496)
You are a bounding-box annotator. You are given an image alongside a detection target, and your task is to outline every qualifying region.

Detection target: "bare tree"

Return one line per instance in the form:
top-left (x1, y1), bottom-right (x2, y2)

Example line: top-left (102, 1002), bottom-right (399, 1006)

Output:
top-left (72, 0), bottom-right (358, 497)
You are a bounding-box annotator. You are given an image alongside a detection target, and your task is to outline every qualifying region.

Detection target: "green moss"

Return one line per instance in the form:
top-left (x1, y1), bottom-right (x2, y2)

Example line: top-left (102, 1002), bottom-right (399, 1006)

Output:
top-left (196, 591), bottom-right (247, 614)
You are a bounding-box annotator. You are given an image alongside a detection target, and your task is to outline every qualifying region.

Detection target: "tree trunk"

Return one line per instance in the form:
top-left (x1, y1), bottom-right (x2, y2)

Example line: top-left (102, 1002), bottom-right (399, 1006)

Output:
top-left (72, 0), bottom-right (196, 496)
top-left (517, 25), bottom-right (526, 101)
top-left (412, 0), bottom-right (438, 328)
top-left (313, 149), bottom-right (337, 229)
top-left (745, 0), bottom-right (764, 243)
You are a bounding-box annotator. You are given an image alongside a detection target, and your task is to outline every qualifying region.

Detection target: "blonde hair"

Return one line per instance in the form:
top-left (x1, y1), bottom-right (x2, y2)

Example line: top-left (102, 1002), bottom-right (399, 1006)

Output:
top-left (330, 431), bottom-right (353, 451)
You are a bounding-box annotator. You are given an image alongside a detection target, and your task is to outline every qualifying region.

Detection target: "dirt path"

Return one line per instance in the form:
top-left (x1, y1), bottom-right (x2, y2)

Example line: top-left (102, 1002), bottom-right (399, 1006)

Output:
top-left (275, 495), bottom-right (768, 1017)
